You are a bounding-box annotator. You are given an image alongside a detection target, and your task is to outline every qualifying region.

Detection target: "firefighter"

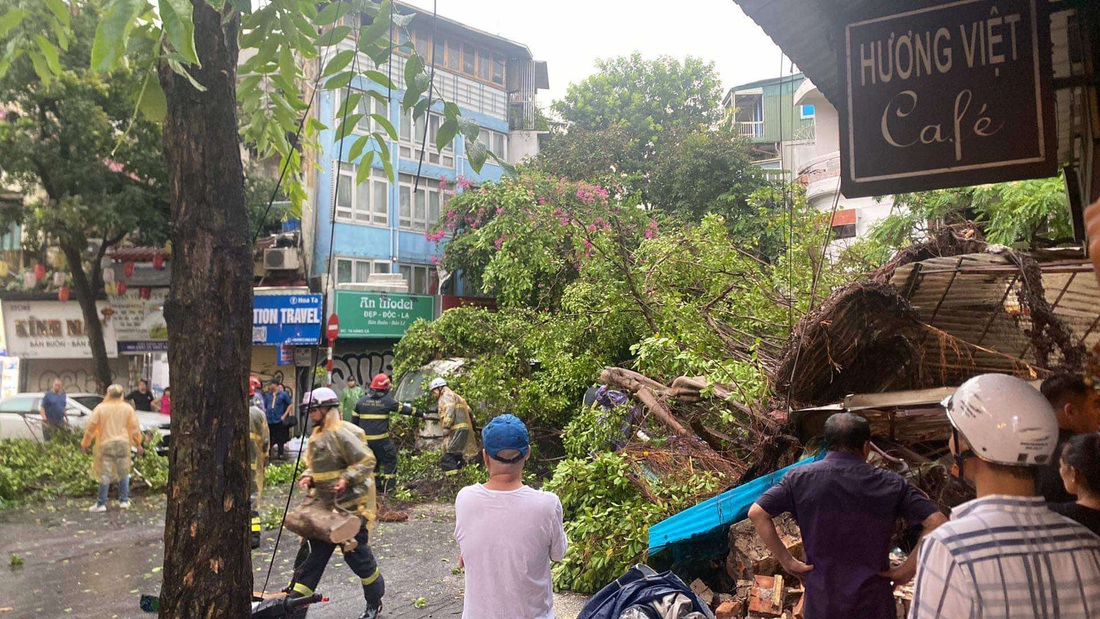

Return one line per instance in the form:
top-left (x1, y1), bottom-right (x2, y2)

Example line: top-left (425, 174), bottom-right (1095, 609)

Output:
top-left (354, 373), bottom-right (420, 522)
top-left (249, 378), bottom-right (270, 549)
top-left (287, 387), bottom-right (384, 619)
top-left (429, 378), bottom-right (479, 474)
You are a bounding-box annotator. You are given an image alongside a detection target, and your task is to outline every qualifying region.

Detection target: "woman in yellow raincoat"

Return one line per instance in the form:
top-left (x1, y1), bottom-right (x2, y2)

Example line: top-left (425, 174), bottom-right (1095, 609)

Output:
top-left (288, 387), bottom-right (385, 619)
top-left (80, 384), bottom-right (144, 512)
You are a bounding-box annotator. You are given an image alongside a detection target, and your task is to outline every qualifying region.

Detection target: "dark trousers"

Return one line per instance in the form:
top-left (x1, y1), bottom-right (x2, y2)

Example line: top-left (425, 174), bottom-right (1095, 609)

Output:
top-left (43, 419), bottom-right (68, 442)
top-left (440, 451), bottom-right (465, 472)
top-left (368, 438), bottom-right (399, 495)
top-left (290, 524), bottom-right (384, 611)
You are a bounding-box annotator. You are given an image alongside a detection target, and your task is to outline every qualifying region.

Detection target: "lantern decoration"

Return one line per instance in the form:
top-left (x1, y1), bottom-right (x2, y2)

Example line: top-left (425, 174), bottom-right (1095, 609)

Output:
top-left (0, 260), bottom-right (10, 279)
top-left (153, 253), bottom-right (165, 270)
top-left (103, 267), bottom-right (115, 283)
top-left (104, 282), bottom-right (117, 296)
top-left (58, 286), bottom-right (70, 302)
top-left (123, 262), bottom-right (136, 277)
top-left (164, 241), bottom-right (172, 257)
top-left (51, 252), bottom-right (66, 269)
top-left (140, 287), bottom-right (151, 300)
top-left (22, 270), bottom-right (36, 289)
top-left (33, 263), bottom-right (45, 281)
top-left (53, 271), bottom-right (66, 287)
top-left (116, 281), bottom-right (128, 296)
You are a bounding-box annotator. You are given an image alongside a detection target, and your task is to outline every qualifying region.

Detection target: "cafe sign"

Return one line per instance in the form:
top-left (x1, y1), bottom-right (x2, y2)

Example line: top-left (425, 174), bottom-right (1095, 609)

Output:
top-left (840, 0), bottom-right (1055, 198)
top-left (334, 291), bottom-right (434, 338)
top-left (2, 300), bottom-right (119, 359)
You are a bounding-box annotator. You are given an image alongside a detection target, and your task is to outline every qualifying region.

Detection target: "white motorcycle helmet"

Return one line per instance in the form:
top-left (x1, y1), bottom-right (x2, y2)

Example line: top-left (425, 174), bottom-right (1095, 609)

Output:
top-left (944, 374), bottom-right (1058, 466)
top-left (301, 387), bottom-right (339, 411)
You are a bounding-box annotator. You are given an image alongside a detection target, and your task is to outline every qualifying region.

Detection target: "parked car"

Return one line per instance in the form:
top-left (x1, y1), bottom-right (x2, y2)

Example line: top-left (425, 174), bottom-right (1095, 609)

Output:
top-left (393, 358), bottom-right (466, 450)
top-left (0, 392), bottom-right (171, 454)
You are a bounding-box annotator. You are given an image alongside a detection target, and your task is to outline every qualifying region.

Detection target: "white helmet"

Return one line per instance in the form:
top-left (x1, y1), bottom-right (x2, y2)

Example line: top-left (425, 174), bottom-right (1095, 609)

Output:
top-left (944, 374), bottom-right (1058, 466)
top-left (301, 387), bottom-right (339, 411)
top-left (428, 377), bottom-right (448, 392)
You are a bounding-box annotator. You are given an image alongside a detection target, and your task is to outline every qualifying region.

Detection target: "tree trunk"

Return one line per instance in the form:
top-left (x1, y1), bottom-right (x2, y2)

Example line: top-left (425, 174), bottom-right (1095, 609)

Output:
top-left (158, 2), bottom-right (253, 617)
top-left (61, 241), bottom-right (112, 392)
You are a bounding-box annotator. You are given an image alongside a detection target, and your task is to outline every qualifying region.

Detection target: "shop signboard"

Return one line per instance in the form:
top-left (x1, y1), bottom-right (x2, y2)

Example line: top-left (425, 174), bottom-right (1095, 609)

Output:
top-left (2, 300), bottom-right (119, 359)
top-left (112, 290), bottom-right (168, 353)
top-left (334, 291), bottom-right (434, 338)
top-left (840, 0), bottom-right (1056, 197)
top-left (252, 293), bottom-right (323, 346)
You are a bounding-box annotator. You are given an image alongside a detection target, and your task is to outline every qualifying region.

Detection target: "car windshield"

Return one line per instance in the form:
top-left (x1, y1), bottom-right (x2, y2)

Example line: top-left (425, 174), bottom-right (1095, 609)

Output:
top-left (73, 395), bottom-right (103, 410)
top-left (394, 370), bottom-right (426, 403)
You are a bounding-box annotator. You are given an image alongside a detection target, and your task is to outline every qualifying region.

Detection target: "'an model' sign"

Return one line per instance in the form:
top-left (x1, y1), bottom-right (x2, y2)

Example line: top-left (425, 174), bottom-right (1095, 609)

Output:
top-left (840, 0), bottom-right (1055, 198)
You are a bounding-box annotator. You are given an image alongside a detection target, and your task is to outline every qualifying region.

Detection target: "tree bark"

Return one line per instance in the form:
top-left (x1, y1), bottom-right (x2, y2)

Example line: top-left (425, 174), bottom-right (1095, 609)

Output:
top-left (158, 2), bottom-right (253, 617)
top-left (61, 240), bottom-right (112, 392)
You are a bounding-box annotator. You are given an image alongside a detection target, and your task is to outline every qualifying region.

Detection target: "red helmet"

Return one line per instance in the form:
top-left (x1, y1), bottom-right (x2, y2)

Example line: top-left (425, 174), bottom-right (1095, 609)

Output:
top-left (370, 373), bottom-right (391, 391)
top-left (249, 375), bottom-right (262, 396)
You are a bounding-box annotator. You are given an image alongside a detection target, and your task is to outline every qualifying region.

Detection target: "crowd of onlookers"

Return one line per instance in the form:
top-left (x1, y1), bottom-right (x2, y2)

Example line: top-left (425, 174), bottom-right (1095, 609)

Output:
top-left (748, 372), bottom-right (1100, 619)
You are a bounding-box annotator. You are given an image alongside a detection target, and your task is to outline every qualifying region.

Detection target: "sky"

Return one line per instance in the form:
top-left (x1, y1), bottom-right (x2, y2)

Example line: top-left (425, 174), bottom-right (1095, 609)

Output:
top-left (399, 0), bottom-right (789, 106)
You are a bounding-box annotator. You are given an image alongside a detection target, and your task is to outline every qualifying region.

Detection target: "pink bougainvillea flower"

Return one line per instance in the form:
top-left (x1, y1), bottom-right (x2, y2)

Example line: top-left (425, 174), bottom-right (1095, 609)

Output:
top-left (644, 229), bottom-right (654, 239)
top-left (496, 207), bottom-right (504, 214)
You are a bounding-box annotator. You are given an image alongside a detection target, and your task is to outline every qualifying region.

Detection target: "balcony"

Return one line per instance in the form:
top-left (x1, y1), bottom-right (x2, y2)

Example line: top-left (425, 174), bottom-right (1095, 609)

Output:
top-left (737, 121), bottom-right (765, 139)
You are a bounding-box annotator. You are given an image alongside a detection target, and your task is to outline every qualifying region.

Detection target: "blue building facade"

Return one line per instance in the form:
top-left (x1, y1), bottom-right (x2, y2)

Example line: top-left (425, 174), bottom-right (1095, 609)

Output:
top-left (310, 6), bottom-right (546, 297)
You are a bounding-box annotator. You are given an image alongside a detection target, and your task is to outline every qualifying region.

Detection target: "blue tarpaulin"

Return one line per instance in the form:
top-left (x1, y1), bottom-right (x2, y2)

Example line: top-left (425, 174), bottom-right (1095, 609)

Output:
top-left (647, 452), bottom-right (824, 555)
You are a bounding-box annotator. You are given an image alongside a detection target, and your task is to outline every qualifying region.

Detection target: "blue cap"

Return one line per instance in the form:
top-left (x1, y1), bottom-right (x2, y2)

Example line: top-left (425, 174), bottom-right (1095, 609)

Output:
top-left (482, 414), bottom-right (530, 462)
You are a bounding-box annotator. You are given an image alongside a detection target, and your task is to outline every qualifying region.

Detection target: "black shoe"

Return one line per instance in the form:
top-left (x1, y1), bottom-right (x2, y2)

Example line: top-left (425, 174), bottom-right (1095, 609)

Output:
top-left (358, 602), bottom-right (382, 619)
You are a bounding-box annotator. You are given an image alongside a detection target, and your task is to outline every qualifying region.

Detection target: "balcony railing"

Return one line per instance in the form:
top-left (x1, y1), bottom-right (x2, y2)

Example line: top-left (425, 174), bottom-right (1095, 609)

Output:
top-left (737, 121), bottom-right (765, 139)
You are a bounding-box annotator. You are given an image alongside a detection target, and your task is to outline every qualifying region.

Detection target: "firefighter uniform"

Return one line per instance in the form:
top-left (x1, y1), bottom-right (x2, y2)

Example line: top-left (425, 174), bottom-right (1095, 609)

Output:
top-left (438, 387), bottom-right (479, 473)
top-left (289, 410), bottom-right (384, 617)
top-left (248, 404), bottom-right (270, 548)
top-left (354, 389), bottom-right (415, 495)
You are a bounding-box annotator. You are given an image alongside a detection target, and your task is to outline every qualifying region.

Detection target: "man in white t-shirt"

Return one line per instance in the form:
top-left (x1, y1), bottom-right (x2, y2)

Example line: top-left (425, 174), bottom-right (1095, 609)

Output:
top-left (454, 414), bottom-right (568, 619)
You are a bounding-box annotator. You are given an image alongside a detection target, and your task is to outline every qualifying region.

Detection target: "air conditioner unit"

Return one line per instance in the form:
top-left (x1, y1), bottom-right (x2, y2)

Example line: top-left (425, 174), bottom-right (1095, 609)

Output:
top-left (263, 247), bottom-right (300, 271)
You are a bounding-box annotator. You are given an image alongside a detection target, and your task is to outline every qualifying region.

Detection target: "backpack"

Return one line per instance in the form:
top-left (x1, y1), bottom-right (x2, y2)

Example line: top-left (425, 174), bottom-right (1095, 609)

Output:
top-left (578, 564), bottom-right (716, 619)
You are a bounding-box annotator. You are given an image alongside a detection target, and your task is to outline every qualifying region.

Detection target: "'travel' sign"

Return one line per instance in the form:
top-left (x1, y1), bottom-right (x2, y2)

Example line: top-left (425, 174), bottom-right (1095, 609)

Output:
top-left (334, 291), bottom-right (434, 338)
top-left (840, 0), bottom-right (1055, 198)
top-left (252, 293), bottom-right (323, 345)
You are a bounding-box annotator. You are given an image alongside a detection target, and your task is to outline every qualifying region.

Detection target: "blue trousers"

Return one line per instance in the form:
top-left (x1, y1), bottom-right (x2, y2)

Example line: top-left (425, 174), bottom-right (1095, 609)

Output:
top-left (97, 475), bottom-right (130, 506)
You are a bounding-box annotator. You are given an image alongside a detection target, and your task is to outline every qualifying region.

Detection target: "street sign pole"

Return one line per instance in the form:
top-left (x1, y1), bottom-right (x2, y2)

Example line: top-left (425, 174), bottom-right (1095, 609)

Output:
top-left (326, 314), bottom-right (339, 386)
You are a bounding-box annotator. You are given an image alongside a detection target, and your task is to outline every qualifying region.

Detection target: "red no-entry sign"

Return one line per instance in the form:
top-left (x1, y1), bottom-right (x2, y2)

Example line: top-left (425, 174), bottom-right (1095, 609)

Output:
top-left (326, 314), bottom-right (340, 343)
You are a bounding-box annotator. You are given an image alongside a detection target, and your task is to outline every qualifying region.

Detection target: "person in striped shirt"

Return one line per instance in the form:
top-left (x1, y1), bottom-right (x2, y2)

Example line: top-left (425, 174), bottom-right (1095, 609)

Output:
top-left (910, 374), bottom-right (1100, 619)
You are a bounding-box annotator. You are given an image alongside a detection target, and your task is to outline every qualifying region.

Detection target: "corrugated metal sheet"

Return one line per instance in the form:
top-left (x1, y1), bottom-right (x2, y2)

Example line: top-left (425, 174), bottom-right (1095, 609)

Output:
top-left (889, 252), bottom-right (1100, 380)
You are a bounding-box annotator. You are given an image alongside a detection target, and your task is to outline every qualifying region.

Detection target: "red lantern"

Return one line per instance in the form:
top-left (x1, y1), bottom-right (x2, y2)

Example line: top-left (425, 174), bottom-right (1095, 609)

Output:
top-left (140, 287), bottom-right (151, 299)
top-left (58, 286), bottom-right (70, 302)
top-left (153, 253), bottom-right (165, 270)
top-left (116, 281), bottom-right (127, 296)
top-left (33, 263), bottom-right (45, 281)
top-left (123, 262), bottom-right (136, 277)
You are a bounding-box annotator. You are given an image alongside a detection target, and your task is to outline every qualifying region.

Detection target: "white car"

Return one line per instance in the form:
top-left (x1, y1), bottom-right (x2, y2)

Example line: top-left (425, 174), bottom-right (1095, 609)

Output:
top-left (0, 392), bottom-right (171, 453)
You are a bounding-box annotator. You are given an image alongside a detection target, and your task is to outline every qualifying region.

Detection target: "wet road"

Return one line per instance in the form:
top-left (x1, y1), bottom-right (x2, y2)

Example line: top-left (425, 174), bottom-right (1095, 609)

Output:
top-left (0, 493), bottom-right (586, 618)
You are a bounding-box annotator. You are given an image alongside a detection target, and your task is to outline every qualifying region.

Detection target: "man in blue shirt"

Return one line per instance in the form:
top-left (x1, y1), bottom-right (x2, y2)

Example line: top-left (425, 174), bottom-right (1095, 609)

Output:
top-left (749, 413), bottom-right (947, 619)
top-left (264, 379), bottom-right (293, 460)
top-left (39, 379), bottom-right (69, 441)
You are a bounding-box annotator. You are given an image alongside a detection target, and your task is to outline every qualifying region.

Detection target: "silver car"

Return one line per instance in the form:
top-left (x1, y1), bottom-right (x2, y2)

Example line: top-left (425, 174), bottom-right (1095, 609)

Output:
top-left (0, 392), bottom-right (171, 454)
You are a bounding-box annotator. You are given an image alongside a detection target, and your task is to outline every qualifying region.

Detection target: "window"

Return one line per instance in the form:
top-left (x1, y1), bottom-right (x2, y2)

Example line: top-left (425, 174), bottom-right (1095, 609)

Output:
top-left (491, 54), bottom-right (505, 86)
top-left (334, 89), bottom-right (391, 136)
top-left (477, 50), bottom-right (491, 80)
top-left (398, 174), bottom-right (443, 231)
top-left (0, 396), bottom-right (35, 414)
top-left (462, 44), bottom-right (476, 74)
top-left (398, 263), bottom-right (437, 295)
top-left (446, 40), bottom-right (461, 71)
top-left (832, 223), bottom-right (857, 240)
top-left (412, 31), bottom-right (430, 58)
top-left (800, 104), bottom-right (816, 119)
top-left (399, 110), bottom-right (454, 167)
top-left (473, 129), bottom-right (508, 162)
top-left (335, 257), bottom-right (392, 284)
top-left (334, 164), bottom-right (389, 226)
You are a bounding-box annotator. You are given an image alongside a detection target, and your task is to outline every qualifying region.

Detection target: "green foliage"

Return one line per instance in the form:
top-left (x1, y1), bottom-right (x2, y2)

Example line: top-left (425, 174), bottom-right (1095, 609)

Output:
top-left (0, 433), bottom-right (167, 507)
top-left (857, 176), bottom-right (1072, 260)
top-left (562, 403), bottom-right (629, 460)
top-left (545, 452), bottom-right (725, 593)
top-left (552, 54), bottom-right (722, 158)
top-left (391, 449), bottom-right (483, 502)
top-left (10, 553), bottom-right (24, 567)
top-left (264, 461), bottom-right (302, 486)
